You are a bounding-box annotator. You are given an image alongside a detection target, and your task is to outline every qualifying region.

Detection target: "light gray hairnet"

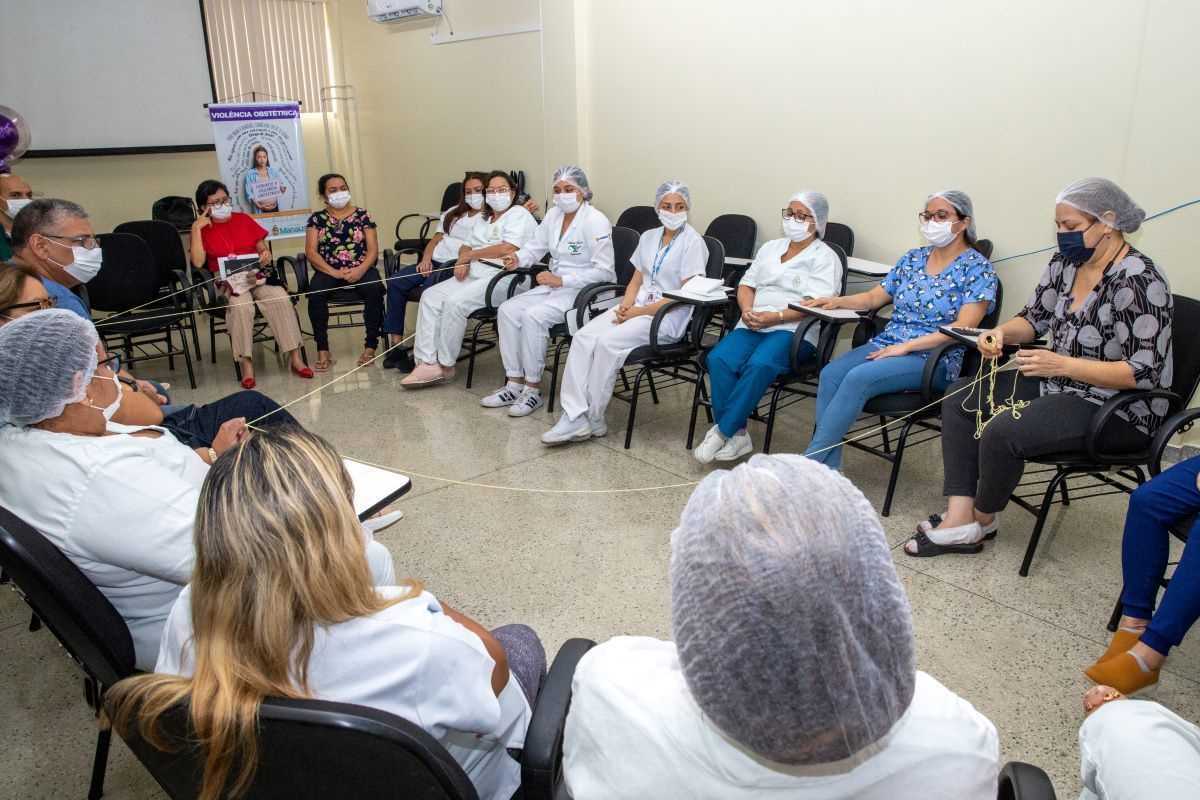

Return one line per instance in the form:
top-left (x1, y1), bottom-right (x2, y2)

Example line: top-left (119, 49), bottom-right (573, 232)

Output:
top-left (670, 454), bottom-right (916, 765)
top-left (655, 180), bottom-right (691, 209)
top-left (789, 190), bottom-right (829, 237)
top-left (553, 164), bottom-right (593, 201)
top-left (0, 309), bottom-right (100, 426)
top-left (928, 189), bottom-right (977, 242)
top-left (1056, 177), bottom-right (1146, 233)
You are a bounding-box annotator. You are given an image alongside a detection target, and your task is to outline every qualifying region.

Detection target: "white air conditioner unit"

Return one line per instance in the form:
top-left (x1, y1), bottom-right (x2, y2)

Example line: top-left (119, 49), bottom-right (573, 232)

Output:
top-left (367, 0), bottom-right (442, 24)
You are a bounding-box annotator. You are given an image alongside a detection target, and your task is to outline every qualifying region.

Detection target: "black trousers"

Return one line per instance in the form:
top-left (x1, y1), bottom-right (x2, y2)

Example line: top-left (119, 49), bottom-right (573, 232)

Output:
top-left (162, 390), bottom-right (299, 449)
top-left (307, 267), bottom-right (385, 350)
top-left (940, 371), bottom-right (1147, 513)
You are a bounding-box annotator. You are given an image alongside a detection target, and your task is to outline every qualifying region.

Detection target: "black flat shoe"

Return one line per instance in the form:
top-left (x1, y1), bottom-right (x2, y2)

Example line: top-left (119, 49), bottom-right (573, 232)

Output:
top-left (903, 531), bottom-right (984, 558)
top-left (383, 347), bottom-right (415, 372)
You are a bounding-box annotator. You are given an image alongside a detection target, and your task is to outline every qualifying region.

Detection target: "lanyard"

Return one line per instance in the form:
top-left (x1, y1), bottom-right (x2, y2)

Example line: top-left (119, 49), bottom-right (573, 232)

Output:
top-left (650, 230), bottom-right (677, 286)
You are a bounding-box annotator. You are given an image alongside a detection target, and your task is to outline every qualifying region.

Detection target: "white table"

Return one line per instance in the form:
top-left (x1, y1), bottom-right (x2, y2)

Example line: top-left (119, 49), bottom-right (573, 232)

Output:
top-left (846, 256), bottom-right (892, 277)
top-left (342, 457), bottom-right (412, 521)
top-left (724, 256), bottom-right (753, 267)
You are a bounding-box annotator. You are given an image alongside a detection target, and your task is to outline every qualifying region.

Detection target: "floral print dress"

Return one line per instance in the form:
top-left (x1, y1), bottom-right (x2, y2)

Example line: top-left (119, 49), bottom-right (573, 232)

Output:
top-left (306, 208), bottom-right (376, 274)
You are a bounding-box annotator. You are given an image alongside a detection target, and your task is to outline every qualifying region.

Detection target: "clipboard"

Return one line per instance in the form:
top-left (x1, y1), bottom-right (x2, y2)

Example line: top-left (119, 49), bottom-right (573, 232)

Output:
top-left (788, 304), bottom-right (866, 322)
top-left (343, 457), bottom-right (413, 521)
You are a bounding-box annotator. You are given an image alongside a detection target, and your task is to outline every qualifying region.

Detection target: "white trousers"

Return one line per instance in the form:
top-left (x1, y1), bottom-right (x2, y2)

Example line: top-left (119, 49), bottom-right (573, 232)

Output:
top-left (1079, 699), bottom-right (1200, 800)
top-left (559, 308), bottom-right (667, 422)
top-left (412, 265), bottom-right (517, 367)
top-left (497, 286), bottom-right (580, 382)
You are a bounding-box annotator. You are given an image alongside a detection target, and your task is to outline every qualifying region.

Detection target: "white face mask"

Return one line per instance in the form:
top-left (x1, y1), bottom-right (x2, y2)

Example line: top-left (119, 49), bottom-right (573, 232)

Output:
top-left (210, 203), bottom-right (233, 221)
top-left (782, 218), bottom-right (813, 242)
top-left (62, 245), bottom-right (103, 283)
top-left (465, 193), bottom-right (484, 210)
top-left (553, 192), bottom-right (581, 214)
top-left (88, 371), bottom-right (123, 422)
top-left (4, 197), bottom-right (32, 218)
top-left (920, 219), bottom-right (957, 248)
top-left (327, 190), bottom-right (351, 209)
top-left (486, 191), bottom-right (513, 212)
top-left (658, 210), bottom-right (687, 231)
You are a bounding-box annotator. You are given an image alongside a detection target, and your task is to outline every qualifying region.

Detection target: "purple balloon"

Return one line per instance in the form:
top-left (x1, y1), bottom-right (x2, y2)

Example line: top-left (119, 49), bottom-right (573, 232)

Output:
top-left (0, 106), bottom-right (30, 173)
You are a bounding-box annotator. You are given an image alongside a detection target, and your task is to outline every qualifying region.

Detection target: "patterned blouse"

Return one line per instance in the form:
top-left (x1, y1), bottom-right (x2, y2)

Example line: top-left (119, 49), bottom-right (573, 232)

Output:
top-left (306, 208), bottom-right (376, 269)
top-left (877, 246), bottom-right (998, 379)
top-left (1017, 248), bottom-right (1173, 435)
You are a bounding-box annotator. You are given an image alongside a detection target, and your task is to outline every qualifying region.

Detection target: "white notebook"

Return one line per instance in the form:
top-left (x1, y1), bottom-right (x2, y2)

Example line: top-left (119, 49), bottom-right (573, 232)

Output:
top-left (795, 305), bottom-right (865, 321)
top-left (342, 457), bottom-right (411, 519)
top-left (672, 276), bottom-right (730, 301)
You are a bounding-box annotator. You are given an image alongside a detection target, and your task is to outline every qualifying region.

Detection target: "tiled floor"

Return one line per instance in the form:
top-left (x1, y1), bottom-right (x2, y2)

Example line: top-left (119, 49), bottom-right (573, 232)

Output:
top-left (2, 318), bottom-right (1197, 798)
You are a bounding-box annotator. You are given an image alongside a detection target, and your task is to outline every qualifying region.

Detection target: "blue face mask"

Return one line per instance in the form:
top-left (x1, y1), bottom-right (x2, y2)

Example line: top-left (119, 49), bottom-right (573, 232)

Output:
top-left (1056, 223), bottom-right (1095, 265)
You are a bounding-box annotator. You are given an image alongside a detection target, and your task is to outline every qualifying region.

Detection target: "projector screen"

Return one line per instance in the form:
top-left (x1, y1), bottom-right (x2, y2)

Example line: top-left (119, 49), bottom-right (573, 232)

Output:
top-left (3, 0), bottom-right (216, 155)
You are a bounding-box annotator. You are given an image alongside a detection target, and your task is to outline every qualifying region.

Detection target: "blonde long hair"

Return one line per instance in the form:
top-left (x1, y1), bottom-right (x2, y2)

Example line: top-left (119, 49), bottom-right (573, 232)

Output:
top-left (106, 426), bottom-right (420, 799)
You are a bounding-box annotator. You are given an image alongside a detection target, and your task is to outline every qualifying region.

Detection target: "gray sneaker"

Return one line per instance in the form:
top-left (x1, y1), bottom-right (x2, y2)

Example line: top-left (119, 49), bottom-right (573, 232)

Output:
top-left (507, 388), bottom-right (544, 417)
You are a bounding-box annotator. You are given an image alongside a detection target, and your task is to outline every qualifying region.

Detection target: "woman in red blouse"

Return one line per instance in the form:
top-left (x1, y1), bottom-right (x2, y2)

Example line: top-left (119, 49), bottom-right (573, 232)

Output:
top-left (189, 180), bottom-right (312, 388)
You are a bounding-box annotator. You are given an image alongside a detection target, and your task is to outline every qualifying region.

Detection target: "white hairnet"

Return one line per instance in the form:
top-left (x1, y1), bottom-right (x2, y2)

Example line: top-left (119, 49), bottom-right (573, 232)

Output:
top-left (928, 189), bottom-right (977, 242)
top-left (1056, 177), bottom-right (1146, 233)
top-left (553, 164), bottom-right (592, 201)
top-left (670, 454), bottom-right (916, 765)
top-left (789, 190), bottom-right (829, 237)
top-left (0, 309), bottom-right (100, 426)
top-left (655, 180), bottom-right (691, 209)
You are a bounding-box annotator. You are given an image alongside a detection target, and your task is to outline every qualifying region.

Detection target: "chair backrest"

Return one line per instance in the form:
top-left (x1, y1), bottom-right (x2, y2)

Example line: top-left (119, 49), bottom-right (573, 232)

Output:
top-left (615, 205), bottom-right (659, 234)
top-left (702, 235), bottom-right (725, 280)
top-left (823, 222), bottom-right (855, 257)
top-left (611, 225), bottom-right (639, 286)
top-left (975, 238), bottom-right (995, 260)
top-left (114, 219), bottom-right (189, 286)
top-left (119, 696), bottom-right (480, 800)
top-left (0, 505), bottom-right (135, 689)
top-left (89, 233), bottom-right (168, 312)
top-left (440, 182), bottom-right (463, 213)
top-left (704, 214), bottom-right (757, 260)
top-left (1169, 294), bottom-right (1200, 406)
top-left (152, 196), bottom-right (198, 231)
top-left (828, 242), bottom-right (850, 296)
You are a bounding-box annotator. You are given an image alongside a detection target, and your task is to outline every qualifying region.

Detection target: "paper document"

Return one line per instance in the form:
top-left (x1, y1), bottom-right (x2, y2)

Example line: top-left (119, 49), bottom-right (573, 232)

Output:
top-left (794, 305), bottom-right (865, 321)
top-left (674, 277), bottom-right (730, 300)
top-left (342, 457), bottom-right (411, 520)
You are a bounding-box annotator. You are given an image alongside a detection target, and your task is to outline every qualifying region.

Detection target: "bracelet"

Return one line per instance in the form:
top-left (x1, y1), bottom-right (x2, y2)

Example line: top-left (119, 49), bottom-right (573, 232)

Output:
top-left (778, 311), bottom-right (785, 322)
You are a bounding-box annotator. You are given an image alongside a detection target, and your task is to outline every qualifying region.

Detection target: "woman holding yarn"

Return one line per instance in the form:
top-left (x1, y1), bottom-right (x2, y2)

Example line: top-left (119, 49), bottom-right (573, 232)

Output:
top-left (905, 178), bottom-right (1173, 558)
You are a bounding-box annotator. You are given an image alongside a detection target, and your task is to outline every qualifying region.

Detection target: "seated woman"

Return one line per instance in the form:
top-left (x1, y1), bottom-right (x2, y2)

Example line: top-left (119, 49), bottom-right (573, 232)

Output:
top-left (909, 178), bottom-right (1171, 557)
top-left (304, 173), bottom-right (384, 371)
top-left (190, 179), bottom-right (313, 389)
top-left (401, 171), bottom-right (538, 388)
top-left (693, 191), bottom-right (842, 463)
top-left (484, 165), bottom-right (615, 417)
top-left (803, 189), bottom-right (996, 468)
top-left (107, 426), bottom-right (543, 800)
top-left (543, 180), bottom-right (704, 444)
top-left (382, 171), bottom-right (488, 372)
top-left (0, 261), bottom-right (55, 322)
top-left (1084, 455), bottom-right (1199, 695)
top-left (563, 455), bottom-right (999, 799)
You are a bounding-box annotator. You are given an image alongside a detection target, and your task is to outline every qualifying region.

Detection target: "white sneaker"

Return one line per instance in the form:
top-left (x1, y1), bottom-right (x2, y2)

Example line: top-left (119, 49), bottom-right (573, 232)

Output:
top-left (508, 389), bottom-right (544, 417)
top-left (542, 413), bottom-right (592, 445)
top-left (362, 510), bottom-right (404, 532)
top-left (589, 416), bottom-right (608, 438)
top-left (714, 430), bottom-right (753, 462)
top-left (481, 384), bottom-right (522, 408)
top-left (693, 426), bottom-right (726, 464)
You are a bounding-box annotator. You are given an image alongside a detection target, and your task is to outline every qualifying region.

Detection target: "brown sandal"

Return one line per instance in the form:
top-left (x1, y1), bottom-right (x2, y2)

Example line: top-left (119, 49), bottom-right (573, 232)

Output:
top-left (357, 349), bottom-right (377, 367)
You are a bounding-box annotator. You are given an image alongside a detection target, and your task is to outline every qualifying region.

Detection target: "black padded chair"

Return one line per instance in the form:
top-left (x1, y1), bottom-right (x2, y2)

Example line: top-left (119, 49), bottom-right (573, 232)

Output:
top-left (151, 195), bottom-right (198, 233)
top-left (544, 225), bottom-right (640, 413)
top-left (704, 213), bottom-right (757, 269)
top-left (0, 505), bottom-right (137, 800)
top-left (115, 638), bottom-right (597, 800)
top-left (615, 205), bottom-right (659, 234)
top-left (462, 266), bottom-right (534, 388)
top-left (999, 761), bottom-right (1057, 799)
top-left (976, 238), bottom-right (995, 259)
top-left (1010, 293), bottom-right (1200, 575)
top-left (91, 232), bottom-right (197, 388)
top-left (114, 219), bottom-right (203, 358)
top-left (288, 249), bottom-right (392, 345)
top-left (823, 222), bottom-right (855, 257)
top-left (394, 181), bottom-right (461, 253)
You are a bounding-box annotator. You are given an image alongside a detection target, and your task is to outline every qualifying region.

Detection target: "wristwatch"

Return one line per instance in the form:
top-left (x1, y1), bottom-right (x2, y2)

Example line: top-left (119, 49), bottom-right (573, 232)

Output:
top-left (207, 447), bottom-right (217, 464)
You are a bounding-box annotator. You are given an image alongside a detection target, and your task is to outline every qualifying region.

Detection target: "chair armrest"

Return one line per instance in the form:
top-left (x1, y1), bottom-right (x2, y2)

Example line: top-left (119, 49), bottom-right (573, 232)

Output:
top-left (482, 266), bottom-right (526, 312)
top-left (273, 255), bottom-right (300, 294)
top-left (521, 638), bottom-right (597, 800)
top-left (648, 300), bottom-right (689, 357)
top-left (999, 761), bottom-right (1057, 800)
top-left (789, 316), bottom-right (823, 373)
top-left (394, 212), bottom-right (436, 242)
top-left (918, 340), bottom-right (965, 402)
top-left (1149, 406), bottom-right (1200, 476)
top-left (1086, 389), bottom-right (1182, 462)
top-left (573, 282), bottom-right (625, 330)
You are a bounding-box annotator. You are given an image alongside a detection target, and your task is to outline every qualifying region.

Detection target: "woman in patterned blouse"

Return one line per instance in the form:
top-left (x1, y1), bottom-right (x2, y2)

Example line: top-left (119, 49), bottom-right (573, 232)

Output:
top-left (907, 177), bottom-right (1173, 558)
top-left (304, 173), bottom-right (384, 371)
top-left (803, 190), bottom-right (998, 469)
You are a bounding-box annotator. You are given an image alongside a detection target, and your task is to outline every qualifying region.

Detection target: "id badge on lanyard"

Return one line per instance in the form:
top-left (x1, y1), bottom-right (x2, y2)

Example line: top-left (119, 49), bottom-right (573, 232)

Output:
top-left (648, 232), bottom-right (676, 304)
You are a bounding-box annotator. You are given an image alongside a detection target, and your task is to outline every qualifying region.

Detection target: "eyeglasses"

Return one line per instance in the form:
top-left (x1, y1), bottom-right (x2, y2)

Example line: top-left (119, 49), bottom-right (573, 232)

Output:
top-left (42, 233), bottom-right (101, 250)
top-left (918, 210), bottom-right (960, 224)
top-left (205, 200), bottom-right (233, 209)
top-left (782, 209), bottom-right (815, 223)
top-left (0, 296), bottom-right (56, 318)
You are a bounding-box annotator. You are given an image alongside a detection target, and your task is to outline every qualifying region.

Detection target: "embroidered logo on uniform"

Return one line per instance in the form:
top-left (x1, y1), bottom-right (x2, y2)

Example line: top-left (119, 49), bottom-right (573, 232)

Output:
top-left (568, 241), bottom-right (584, 255)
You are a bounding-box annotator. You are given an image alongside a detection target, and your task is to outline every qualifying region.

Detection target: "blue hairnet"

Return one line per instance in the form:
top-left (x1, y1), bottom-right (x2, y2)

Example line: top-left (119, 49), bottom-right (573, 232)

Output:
top-left (1056, 177), bottom-right (1146, 233)
top-left (789, 190), bottom-right (829, 237)
top-left (0, 309), bottom-right (100, 426)
top-left (655, 180), bottom-right (691, 209)
top-left (928, 189), bottom-right (977, 242)
top-left (553, 165), bottom-right (592, 201)
top-left (670, 454), bottom-right (916, 765)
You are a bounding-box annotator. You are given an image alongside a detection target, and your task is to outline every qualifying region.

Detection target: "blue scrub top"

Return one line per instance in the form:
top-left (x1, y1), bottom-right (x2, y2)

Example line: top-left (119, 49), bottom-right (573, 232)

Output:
top-left (42, 277), bottom-right (90, 320)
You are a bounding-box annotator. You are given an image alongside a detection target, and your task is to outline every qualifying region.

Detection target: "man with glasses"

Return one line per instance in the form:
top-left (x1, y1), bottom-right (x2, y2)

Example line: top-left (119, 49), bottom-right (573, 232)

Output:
top-left (0, 173), bottom-right (34, 263)
top-left (8, 197), bottom-right (99, 319)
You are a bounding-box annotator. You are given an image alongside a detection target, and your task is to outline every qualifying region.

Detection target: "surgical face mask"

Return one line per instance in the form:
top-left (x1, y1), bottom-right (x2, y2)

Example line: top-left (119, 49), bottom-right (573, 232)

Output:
top-left (486, 191), bottom-right (512, 212)
top-left (1057, 224), bottom-right (1097, 265)
top-left (465, 193), bottom-right (484, 210)
top-left (658, 209), bottom-right (687, 231)
top-left (47, 241), bottom-right (104, 284)
top-left (4, 197), bottom-right (32, 218)
top-left (782, 218), bottom-right (813, 242)
top-left (209, 203), bottom-right (233, 221)
top-left (554, 192), bottom-right (581, 214)
top-left (327, 190), bottom-right (351, 209)
top-left (920, 219), bottom-right (957, 248)
top-left (88, 371), bottom-right (123, 422)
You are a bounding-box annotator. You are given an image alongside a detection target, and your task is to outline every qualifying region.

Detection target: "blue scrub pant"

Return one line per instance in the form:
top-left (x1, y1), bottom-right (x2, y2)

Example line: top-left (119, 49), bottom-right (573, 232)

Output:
top-left (383, 262), bottom-right (451, 336)
top-left (707, 329), bottom-right (815, 438)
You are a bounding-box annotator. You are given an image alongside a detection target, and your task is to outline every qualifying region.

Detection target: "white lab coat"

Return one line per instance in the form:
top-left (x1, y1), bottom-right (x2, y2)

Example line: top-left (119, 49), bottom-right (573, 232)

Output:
top-left (1078, 699), bottom-right (1200, 799)
top-left (413, 205), bottom-right (538, 366)
top-left (497, 203), bottom-right (615, 381)
top-left (157, 586), bottom-right (531, 800)
top-left (563, 636), bottom-right (999, 800)
top-left (432, 207), bottom-right (486, 263)
top-left (558, 225), bottom-right (707, 422)
top-left (738, 238), bottom-right (843, 343)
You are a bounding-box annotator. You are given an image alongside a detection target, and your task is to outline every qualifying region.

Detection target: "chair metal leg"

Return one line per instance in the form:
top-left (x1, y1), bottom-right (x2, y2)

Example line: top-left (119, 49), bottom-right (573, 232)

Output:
top-left (465, 323), bottom-right (482, 389)
top-left (619, 369), bottom-right (631, 393)
top-left (1107, 595), bottom-right (1124, 633)
top-left (88, 727), bottom-right (112, 800)
top-left (29, 612), bottom-right (41, 632)
top-left (763, 385), bottom-right (785, 455)
top-left (881, 419), bottom-right (913, 517)
top-left (1020, 468), bottom-right (1069, 576)
top-left (646, 370), bottom-right (660, 405)
top-left (548, 342), bottom-right (566, 414)
top-left (686, 372), bottom-right (705, 449)
top-left (180, 325), bottom-right (197, 390)
top-left (189, 317), bottom-right (202, 361)
top-left (879, 415), bottom-right (892, 454)
top-left (1059, 477), bottom-right (1071, 506)
top-left (625, 367), bottom-right (647, 449)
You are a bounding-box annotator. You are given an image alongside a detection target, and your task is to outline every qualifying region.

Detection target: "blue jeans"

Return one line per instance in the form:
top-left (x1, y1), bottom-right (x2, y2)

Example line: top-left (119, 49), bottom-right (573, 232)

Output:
top-left (1120, 456), bottom-right (1200, 656)
top-left (805, 342), bottom-right (950, 469)
top-left (383, 262), bottom-right (450, 336)
top-left (707, 328), bottom-right (815, 438)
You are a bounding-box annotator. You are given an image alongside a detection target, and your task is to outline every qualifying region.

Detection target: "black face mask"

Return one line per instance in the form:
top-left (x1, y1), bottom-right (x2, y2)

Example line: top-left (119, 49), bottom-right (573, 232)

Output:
top-left (1056, 222), bottom-right (1096, 265)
